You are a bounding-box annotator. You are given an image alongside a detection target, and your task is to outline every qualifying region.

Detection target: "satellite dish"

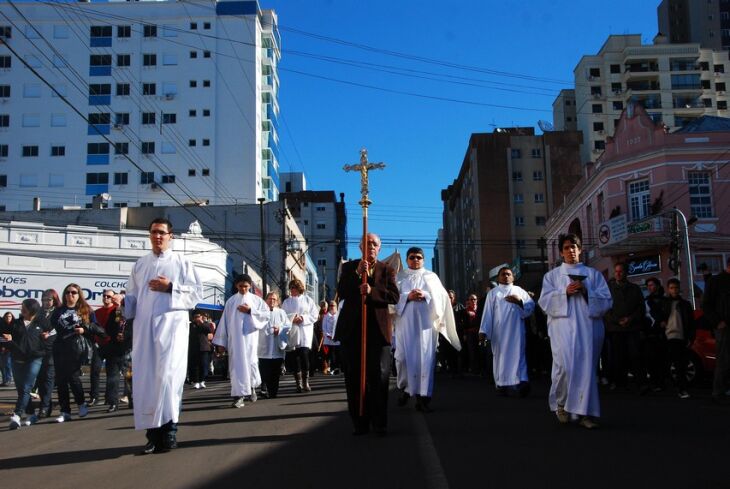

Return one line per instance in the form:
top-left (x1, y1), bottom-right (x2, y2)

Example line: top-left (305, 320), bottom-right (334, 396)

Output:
top-left (538, 120), bottom-right (554, 132)
top-left (100, 193), bottom-right (111, 201)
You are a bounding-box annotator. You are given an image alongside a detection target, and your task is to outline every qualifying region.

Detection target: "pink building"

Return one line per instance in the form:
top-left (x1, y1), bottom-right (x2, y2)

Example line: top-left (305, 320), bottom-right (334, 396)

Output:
top-left (544, 104), bottom-right (730, 299)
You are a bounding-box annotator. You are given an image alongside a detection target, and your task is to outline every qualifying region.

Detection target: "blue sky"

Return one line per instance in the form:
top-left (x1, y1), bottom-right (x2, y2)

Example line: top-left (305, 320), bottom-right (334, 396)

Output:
top-left (266, 0), bottom-right (659, 264)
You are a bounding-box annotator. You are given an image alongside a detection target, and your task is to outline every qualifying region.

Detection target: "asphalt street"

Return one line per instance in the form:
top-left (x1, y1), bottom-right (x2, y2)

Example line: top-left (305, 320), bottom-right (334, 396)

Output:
top-left (0, 370), bottom-right (727, 489)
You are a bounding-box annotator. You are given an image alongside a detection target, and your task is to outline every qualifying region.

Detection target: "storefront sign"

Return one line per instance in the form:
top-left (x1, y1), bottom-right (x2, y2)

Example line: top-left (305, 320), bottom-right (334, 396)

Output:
top-left (626, 255), bottom-right (661, 277)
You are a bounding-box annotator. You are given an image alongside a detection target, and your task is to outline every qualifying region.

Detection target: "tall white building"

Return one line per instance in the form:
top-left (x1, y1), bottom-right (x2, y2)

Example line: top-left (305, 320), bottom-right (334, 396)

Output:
top-left (558, 34), bottom-right (730, 164)
top-left (0, 0), bottom-right (280, 211)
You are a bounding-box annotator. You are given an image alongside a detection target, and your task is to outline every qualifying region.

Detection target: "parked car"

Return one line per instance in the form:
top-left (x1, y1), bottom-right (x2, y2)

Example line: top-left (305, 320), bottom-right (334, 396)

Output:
top-left (683, 309), bottom-right (716, 386)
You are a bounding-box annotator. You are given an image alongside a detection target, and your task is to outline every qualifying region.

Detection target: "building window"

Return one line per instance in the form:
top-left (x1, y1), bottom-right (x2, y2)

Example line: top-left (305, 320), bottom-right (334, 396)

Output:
top-left (86, 172), bottom-right (108, 185)
top-left (511, 148), bottom-right (521, 159)
top-left (203, 109), bottom-right (210, 117)
top-left (143, 54), bottom-right (157, 66)
top-left (114, 172), bottom-right (128, 185)
top-left (117, 25), bottom-right (131, 38)
top-left (50, 114), bottom-right (67, 127)
top-left (316, 206), bottom-right (326, 211)
top-left (702, 79), bottom-right (711, 89)
top-left (0, 144), bottom-right (7, 157)
top-left (593, 121), bottom-right (604, 131)
top-left (189, 110), bottom-right (197, 117)
top-left (203, 50), bottom-right (211, 58)
top-left (202, 168), bottom-right (210, 176)
top-left (718, 82), bottom-right (727, 91)
top-left (592, 104), bottom-right (603, 113)
top-left (51, 145), bottom-right (65, 156)
top-left (0, 26), bottom-right (12, 39)
top-left (203, 80), bottom-right (211, 87)
top-left (190, 22), bottom-right (197, 30)
top-left (188, 169), bottom-right (196, 176)
top-left (688, 171), bottom-right (713, 218)
top-left (202, 139), bottom-right (210, 146)
top-left (190, 51), bottom-right (198, 59)
top-left (142, 83), bottom-right (156, 95)
top-left (533, 170), bottom-right (543, 181)
top-left (116, 83), bottom-right (130, 96)
top-left (88, 113), bottom-right (110, 125)
top-left (90, 54), bottom-right (112, 67)
top-left (189, 80), bottom-right (197, 88)
top-left (22, 145), bottom-right (39, 157)
top-left (515, 216), bottom-right (525, 227)
top-left (141, 142), bottom-right (155, 154)
top-left (162, 113), bottom-right (176, 124)
top-left (115, 142), bottom-right (129, 155)
top-left (628, 179), bottom-right (650, 221)
top-left (514, 193), bottom-right (524, 203)
top-left (188, 139), bottom-right (196, 146)
top-left (162, 54), bottom-right (178, 66)
top-left (534, 193), bottom-right (545, 203)
top-left (22, 114), bottom-right (40, 127)
top-left (613, 101), bottom-right (624, 110)
top-left (317, 259), bottom-right (327, 266)
top-left (0, 175), bottom-right (6, 187)
top-left (113, 202), bottom-right (128, 208)
top-left (143, 24), bottom-right (157, 38)
top-left (117, 54), bottom-right (131, 67)
top-left (531, 148), bottom-right (541, 158)
top-left (204, 22), bottom-right (211, 30)
top-left (512, 171), bottom-right (523, 181)
top-left (0, 114), bottom-right (9, 127)
top-left (610, 64), bottom-right (621, 74)
top-left (140, 202), bottom-right (154, 207)
top-left (714, 64), bottom-right (725, 73)
top-left (590, 86), bottom-right (602, 96)
top-left (161, 174), bottom-right (176, 184)
top-left (140, 172), bottom-right (155, 184)
top-left (87, 142), bottom-right (110, 155)
top-left (143, 113), bottom-right (157, 125)
top-left (316, 223), bottom-right (326, 230)
top-left (594, 140), bottom-right (606, 150)
top-left (611, 82), bottom-right (622, 94)
top-left (115, 113), bottom-right (130, 125)
top-left (535, 216), bottom-right (546, 226)
top-left (718, 100), bottom-right (728, 110)
top-left (589, 67), bottom-right (600, 78)
top-left (0, 56), bottom-right (11, 69)
top-left (0, 85), bottom-right (10, 98)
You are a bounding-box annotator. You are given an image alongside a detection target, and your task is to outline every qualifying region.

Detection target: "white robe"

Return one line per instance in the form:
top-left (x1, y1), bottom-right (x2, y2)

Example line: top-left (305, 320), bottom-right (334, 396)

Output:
top-left (394, 268), bottom-right (460, 397)
top-left (124, 249), bottom-right (202, 430)
top-left (258, 308), bottom-right (290, 360)
top-left (281, 294), bottom-right (319, 349)
top-left (213, 291), bottom-right (269, 397)
top-left (479, 283), bottom-right (535, 387)
top-left (538, 263), bottom-right (612, 417)
top-left (322, 312), bottom-right (340, 346)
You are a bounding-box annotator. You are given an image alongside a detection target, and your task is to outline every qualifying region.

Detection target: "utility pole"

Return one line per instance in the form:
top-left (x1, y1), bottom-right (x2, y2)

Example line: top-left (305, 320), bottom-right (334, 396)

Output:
top-left (275, 199), bottom-right (290, 294)
top-left (258, 197), bottom-right (267, 297)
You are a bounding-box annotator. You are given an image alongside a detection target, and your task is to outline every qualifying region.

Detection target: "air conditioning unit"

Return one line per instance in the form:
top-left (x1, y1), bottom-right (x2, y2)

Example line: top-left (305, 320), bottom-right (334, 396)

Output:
top-left (164, 93), bottom-right (175, 100)
top-left (598, 130), bottom-right (605, 135)
top-left (113, 123), bottom-right (123, 129)
top-left (719, 91), bottom-right (726, 95)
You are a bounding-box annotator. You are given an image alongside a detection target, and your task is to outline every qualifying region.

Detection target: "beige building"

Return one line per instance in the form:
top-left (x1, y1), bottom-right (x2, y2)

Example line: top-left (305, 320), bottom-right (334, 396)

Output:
top-left (561, 34), bottom-right (730, 165)
top-left (441, 128), bottom-right (582, 298)
top-left (552, 89), bottom-right (577, 131)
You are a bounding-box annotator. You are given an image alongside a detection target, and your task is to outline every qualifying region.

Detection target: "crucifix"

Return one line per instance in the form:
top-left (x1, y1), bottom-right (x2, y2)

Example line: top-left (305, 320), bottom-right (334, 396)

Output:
top-left (343, 148), bottom-right (385, 416)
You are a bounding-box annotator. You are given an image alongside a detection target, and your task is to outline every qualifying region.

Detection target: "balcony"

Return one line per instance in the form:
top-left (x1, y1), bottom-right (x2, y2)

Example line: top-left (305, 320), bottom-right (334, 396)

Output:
top-left (86, 154), bottom-right (110, 165)
top-left (89, 66), bottom-right (111, 77)
top-left (626, 81), bottom-right (661, 92)
top-left (88, 95), bottom-right (111, 106)
top-left (88, 124), bottom-right (110, 136)
top-left (90, 37), bottom-right (112, 48)
top-left (86, 184), bottom-right (109, 195)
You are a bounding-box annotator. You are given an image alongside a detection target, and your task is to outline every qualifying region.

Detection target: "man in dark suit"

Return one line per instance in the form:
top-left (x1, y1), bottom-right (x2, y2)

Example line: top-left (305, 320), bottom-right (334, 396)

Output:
top-left (334, 233), bottom-right (399, 436)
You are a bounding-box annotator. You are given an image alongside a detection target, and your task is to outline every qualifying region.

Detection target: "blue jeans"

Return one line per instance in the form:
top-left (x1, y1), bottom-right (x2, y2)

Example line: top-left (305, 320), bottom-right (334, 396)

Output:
top-left (1, 350), bottom-right (13, 383)
top-left (12, 357), bottom-right (42, 416)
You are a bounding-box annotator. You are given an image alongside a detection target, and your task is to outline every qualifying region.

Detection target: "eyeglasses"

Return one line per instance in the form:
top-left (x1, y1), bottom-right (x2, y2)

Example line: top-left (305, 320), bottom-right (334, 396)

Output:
top-left (65, 290), bottom-right (79, 296)
top-left (150, 230), bottom-right (171, 236)
top-left (408, 255), bottom-right (424, 261)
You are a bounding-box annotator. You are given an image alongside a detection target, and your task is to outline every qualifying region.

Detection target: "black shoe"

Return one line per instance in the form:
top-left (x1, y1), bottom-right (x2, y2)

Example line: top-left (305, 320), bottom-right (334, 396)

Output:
top-left (139, 442), bottom-right (157, 455)
top-left (397, 391), bottom-right (410, 407)
top-left (107, 404), bottom-right (118, 413)
top-left (163, 434), bottom-right (178, 450)
top-left (88, 398), bottom-right (98, 407)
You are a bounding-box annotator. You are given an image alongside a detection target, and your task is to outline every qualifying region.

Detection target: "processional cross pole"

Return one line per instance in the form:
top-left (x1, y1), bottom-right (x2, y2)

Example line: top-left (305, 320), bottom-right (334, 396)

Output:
top-left (343, 148), bottom-right (386, 416)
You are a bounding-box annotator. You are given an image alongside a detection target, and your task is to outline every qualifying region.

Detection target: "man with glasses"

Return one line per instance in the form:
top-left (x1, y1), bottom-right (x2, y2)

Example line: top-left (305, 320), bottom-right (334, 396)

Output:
top-left (334, 233), bottom-right (399, 436)
top-left (479, 267), bottom-right (535, 397)
top-left (394, 247), bottom-right (460, 412)
top-left (125, 218), bottom-right (202, 454)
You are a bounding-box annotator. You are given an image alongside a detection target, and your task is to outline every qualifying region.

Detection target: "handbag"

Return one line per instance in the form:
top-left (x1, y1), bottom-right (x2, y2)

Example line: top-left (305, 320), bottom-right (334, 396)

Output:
top-left (73, 334), bottom-right (93, 364)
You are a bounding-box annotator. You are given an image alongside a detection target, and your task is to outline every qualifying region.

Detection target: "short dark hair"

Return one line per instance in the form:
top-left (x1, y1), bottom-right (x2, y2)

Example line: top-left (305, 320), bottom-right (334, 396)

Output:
top-left (644, 277), bottom-right (661, 287)
top-left (406, 247), bottom-right (424, 257)
top-left (234, 274), bottom-right (252, 286)
top-left (558, 233), bottom-right (582, 250)
top-left (498, 266), bottom-right (512, 276)
top-left (149, 217), bottom-right (173, 233)
top-left (667, 278), bottom-right (681, 288)
top-left (22, 298), bottom-right (41, 318)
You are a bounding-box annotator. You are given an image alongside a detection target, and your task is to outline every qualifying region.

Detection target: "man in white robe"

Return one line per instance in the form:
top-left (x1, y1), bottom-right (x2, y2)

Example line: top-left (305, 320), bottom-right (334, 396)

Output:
top-left (538, 233), bottom-right (612, 429)
top-left (213, 274), bottom-right (269, 407)
top-left (125, 218), bottom-right (203, 454)
top-left (394, 247), bottom-right (460, 412)
top-left (479, 266), bottom-right (535, 397)
top-left (281, 279), bottom-right (320, 392)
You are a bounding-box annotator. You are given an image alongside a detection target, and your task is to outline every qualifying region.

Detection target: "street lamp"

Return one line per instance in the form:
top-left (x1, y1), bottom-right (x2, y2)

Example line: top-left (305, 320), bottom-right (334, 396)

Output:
top-left (665, 207), bottom-right (697, 309)
top-left (285, 239), bottom-right (340, 298)
top-left (258, 197), bottom-right (267, 297)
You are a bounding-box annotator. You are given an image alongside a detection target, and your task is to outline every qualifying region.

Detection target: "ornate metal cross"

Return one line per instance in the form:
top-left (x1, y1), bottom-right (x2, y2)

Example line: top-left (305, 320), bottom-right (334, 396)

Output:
top-left (343, 148), bottom-right (386, 209)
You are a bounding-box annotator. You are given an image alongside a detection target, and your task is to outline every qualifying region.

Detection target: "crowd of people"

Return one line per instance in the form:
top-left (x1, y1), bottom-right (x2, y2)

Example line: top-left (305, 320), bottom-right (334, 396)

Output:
top-left (2, 224), bottom-right (730, 450)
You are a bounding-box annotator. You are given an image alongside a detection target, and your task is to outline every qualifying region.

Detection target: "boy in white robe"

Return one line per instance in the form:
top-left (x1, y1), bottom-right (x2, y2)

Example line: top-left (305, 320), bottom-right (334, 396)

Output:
top-left (538, 233), bottom-right (612, 429)
top-left (258, 292), bottom-right (290, 399)
top-left (479, 266), bottom-right (535, 397)
top-left (213, 274), bottom-right (269, 408)
top-left (394, 247), bottom-right (460, 412)
top-left (125, 218), bottom-right (203, 455)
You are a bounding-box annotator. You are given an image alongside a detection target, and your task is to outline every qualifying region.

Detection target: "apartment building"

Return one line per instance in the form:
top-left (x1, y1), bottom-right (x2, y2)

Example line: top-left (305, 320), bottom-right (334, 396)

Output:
top-left (658, 0), bottom-right (730, 50)
top-left (0, 0), bottom-right (281, 211)
top-left (561, 34), bottom-right (730, 165)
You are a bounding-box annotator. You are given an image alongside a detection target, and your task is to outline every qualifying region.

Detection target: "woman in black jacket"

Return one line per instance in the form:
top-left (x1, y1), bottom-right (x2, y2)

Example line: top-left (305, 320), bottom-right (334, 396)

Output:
top-left (51, 283), bottom-right (97, 423)
top-left (2, 299), bottom-right (47, 429)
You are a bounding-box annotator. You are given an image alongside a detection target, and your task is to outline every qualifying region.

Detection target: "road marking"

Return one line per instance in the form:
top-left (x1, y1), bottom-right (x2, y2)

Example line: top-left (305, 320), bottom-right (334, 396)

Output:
top-left (412, 411), bottom-right (450, 489)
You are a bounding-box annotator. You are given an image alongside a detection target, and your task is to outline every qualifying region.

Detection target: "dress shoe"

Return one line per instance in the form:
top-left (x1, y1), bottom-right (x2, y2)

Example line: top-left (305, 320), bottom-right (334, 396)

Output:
top-left (397, 391), bottom-right (410, 407)
top-left (140, 442), bottom-right (157, 455)
top-left (107, 404), bottom-right (118, 413)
